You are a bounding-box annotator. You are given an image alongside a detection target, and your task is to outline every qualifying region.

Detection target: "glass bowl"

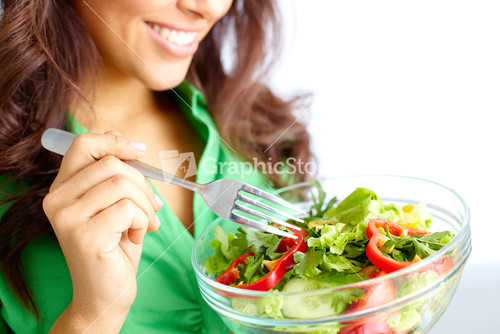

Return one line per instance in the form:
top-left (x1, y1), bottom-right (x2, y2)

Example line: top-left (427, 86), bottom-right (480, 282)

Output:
top-left (192, 175), bottom-right (471, 334)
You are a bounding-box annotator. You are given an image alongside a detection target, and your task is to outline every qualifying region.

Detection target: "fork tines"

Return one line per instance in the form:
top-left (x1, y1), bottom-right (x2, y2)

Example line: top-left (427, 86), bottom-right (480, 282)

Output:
top-left (231, 184), bottom-right (306, 239)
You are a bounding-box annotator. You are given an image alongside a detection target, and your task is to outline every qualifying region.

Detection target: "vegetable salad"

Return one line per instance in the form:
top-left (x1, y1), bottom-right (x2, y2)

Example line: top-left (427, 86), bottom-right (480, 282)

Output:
top-left (205, 182), bottom-right (455, 333)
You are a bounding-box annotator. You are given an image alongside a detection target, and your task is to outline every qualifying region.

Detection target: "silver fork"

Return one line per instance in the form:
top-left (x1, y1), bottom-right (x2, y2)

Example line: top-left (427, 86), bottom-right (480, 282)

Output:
top-left (41, 128), bottom-right (305, 239)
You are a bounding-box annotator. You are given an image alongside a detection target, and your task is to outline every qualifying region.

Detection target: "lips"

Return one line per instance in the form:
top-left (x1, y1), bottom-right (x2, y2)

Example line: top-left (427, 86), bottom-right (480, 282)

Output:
top-left (145, 21), bottom-right (202, 58)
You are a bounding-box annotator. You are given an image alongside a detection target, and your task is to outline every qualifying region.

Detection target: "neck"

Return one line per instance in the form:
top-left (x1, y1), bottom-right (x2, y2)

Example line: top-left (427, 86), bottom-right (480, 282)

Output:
top-left (72, 65), bottom-right (158, 132)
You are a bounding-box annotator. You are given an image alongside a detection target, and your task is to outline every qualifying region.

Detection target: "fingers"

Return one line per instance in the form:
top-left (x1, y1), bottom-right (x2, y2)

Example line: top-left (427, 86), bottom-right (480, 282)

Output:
top-left (42, 130), bottom-right (162, 257)
top-left (91, 199), bottom-right (150, 247)
top-left (53, 132), bottom-right (147, 187)
top-left (42, 130), bottom-right (162, 315)
top-left (54, 155), bottom-right (161, 211)
top-left (75, 174), bottom-right (161, 232)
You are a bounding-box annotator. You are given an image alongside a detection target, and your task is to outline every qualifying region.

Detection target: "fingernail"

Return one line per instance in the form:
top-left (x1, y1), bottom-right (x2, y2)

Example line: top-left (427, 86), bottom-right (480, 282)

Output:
top-left (156, 215), bottom-right (161, 227)
top-left (154, 193), bottom-right (163, 209)
top-left (130, 140), bottom-right (147, 152)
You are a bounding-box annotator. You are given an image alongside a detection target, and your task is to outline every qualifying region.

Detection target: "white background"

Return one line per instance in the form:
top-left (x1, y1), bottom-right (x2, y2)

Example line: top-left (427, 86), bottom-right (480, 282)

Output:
top-left (272, 1), bottom-right (500, 332)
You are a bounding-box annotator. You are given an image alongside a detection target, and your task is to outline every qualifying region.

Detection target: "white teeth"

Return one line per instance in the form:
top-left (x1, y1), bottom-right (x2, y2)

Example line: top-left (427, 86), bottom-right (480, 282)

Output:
top-left (178, 31), bottom-right (187, 44)
top-left (169, 30), bottom-right (178, 43)
top-left (160, 27), bottom-right (170, 39)
top-left (150, 23), bottom-right (196, 46)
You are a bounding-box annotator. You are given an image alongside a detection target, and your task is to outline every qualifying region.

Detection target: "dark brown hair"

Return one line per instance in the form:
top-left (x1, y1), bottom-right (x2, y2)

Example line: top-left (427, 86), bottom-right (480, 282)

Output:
top-left (0, 0), bottom-right (313, 314)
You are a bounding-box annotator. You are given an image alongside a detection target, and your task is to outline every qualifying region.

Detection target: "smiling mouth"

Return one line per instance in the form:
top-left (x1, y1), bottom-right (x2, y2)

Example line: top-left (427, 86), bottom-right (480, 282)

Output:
top-left (146, 22), bottom-right (197, 46)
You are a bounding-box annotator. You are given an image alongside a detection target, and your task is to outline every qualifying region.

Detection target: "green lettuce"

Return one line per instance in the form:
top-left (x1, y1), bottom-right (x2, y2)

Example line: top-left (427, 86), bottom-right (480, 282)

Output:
top-left (323, 188), bottom-right (403, 227)
top-left (205, 183), bottom-right (449, 330)
top-left (205, 226), bottom-right (247, 275)
top-left (307, 223), bottom-right (367, 257)
top-left (205, 226), bottom-right (283, 277)
top-left (388, 307), bottom-right (421, 332)
top-left (398, 270), bottom-right (440, 297)
top-left (273, 323), bottom-right (342, 334)
top-left (231, 293), bottom-right (285, 319)
top-left (408, 202), bottom-right (433, 230)
top-left (293, 249), bottom-right (324, 278)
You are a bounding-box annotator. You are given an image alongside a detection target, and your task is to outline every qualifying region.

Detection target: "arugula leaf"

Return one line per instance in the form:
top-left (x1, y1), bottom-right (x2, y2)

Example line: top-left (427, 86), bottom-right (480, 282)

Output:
top-left (382, 227), bottom-right (454, 261)
top-left (343, 243), bottom-right (366, 258)
top-left (308, 180), bottom-right (338, 217)
top-left (419, 231), bottom-right (455, 249)
top-left (241, 254), bottom-right (265, 283)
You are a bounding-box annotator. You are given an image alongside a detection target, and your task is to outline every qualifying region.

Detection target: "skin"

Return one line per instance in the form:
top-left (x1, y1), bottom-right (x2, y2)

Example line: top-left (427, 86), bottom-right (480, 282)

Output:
top-left (45, 0), bottom-right (232, 332)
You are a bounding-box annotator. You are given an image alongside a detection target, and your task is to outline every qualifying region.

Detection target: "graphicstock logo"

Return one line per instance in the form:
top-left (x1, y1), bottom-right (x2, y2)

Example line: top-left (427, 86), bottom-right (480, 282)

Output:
top-left (159, 150), bottom-right (317, 180)
top-left (159, 150), bottom-right (197, 181)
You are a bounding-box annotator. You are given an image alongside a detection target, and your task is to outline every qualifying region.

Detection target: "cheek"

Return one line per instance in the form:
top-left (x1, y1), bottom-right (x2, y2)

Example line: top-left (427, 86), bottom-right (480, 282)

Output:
top-left (73, 0), bottom-right (153, 44)
top-left (73, 0), bottom-right (149, 66)
top-left (216, 0), bottom-right (234, 22)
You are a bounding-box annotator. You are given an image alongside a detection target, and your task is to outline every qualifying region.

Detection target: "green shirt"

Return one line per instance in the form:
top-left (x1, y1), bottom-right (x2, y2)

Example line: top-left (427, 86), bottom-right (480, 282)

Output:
top-left (0, 82), bottom-right (272, 333)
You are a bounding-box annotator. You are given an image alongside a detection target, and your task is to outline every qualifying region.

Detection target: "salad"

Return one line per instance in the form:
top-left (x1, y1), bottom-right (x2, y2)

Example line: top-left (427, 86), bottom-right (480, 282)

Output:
top-left (205, 183), bottom-right (455, 333)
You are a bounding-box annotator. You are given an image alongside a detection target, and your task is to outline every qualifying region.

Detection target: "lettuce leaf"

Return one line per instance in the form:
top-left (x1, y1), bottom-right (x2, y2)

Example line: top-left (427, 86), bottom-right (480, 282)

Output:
top-left (323, 188), bottom-right (403, 227)
top-left (307, 223), bottom-right (346, 249)
top-left (408, 202), bottom-right (433, 230)
top-left (205, 226), bottom-right (283, 277)
top-left (231, 293), bottom-right (286, 319)
top-left (398, 270), bottom-right (440, 297)
top-left (205, 226), bottom-right (247, 275)
top-left (307, 223), bottom-right (368, 257)
top-left (273, 323), bottom-right (342, 334)
top-left (320, 253), bottom-right (363, 273)
top-left (388, 307), bottom-right (421, 332)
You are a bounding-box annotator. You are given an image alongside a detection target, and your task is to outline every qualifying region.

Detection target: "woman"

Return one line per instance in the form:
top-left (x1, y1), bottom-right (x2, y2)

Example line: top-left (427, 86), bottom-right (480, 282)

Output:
top-left (0, 0), bottom-right (312, 332)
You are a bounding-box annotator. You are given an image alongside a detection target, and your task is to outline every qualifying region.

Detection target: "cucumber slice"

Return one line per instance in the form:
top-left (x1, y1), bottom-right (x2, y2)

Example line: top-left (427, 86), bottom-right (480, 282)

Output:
top-left (282, 278), bottom-right (345, 319)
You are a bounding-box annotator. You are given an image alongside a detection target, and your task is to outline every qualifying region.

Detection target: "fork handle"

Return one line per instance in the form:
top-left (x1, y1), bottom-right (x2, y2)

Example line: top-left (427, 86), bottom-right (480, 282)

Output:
top-left (41, 128), bottom-right (206, 194)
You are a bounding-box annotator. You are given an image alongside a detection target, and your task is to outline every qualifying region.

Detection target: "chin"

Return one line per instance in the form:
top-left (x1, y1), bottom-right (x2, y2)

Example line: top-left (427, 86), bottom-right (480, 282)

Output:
top-left (137, 57), bottom-right (192, 92)
top-left (147, 76), bottom-right (185, 92)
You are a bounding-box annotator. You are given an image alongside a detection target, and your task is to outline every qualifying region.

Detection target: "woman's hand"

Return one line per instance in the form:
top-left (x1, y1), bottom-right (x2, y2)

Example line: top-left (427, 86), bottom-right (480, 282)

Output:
top-left (43, 132), bottom-right (162, 333)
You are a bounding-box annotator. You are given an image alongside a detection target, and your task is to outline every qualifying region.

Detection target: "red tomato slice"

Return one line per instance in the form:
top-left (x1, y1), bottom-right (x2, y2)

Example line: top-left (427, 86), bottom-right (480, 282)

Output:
top-left (432, 257), bottom-right (454, 275)
top-left (349, 280), bottom-right (396, 312)
top-left (343, 278), bottom-right (396, 325)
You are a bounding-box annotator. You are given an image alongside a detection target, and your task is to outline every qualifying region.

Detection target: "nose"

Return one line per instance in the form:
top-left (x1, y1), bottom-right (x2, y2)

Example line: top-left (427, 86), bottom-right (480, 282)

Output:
top-left (176, 0), bottom-right (233, 20)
